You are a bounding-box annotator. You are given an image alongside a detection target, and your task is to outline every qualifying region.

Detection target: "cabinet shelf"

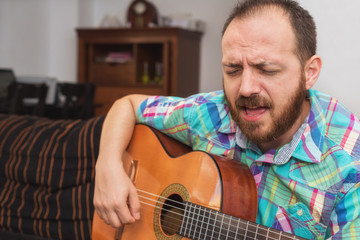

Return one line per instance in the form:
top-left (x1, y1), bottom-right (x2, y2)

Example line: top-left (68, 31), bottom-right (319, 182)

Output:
top-left (76, 27), bottom-right (202, 116)
top-left (94, 58), bottom-right (134, 64)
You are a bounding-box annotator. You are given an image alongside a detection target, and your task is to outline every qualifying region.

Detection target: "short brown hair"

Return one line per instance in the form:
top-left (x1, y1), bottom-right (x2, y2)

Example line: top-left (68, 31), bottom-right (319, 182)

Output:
top-left (222, 0), bottom-right (317, 65)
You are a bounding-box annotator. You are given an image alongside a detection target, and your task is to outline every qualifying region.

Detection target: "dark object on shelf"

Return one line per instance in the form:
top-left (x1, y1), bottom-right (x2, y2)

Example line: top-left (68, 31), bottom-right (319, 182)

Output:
top-left (58, 82), bottom-right (95, 119)
top-left (0, 68), bottom-right (16, 99)
top-left (0, 68), bottom-right (16, 113)
top-left (16, 76), bottom-right (58, 105)
top-left (8, 82), bottom-right (48, 117)
top-left (127, 0), bottom-right (158, 28)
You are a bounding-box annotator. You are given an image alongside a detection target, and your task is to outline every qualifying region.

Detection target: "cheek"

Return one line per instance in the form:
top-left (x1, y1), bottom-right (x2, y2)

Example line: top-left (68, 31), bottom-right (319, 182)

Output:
top-left (223, 78), bottom-right (241, 99)
top-left (264, 81), bottom-right (297, 111)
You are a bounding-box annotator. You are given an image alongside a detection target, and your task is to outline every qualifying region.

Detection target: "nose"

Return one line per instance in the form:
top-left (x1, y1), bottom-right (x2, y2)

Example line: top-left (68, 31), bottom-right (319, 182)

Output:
top-left (239, 68), bottom-right (261, 97)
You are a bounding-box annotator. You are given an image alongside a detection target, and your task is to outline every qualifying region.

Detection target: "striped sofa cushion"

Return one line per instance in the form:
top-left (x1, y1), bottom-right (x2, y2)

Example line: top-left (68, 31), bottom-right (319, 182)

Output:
top-left (0, 114), bottom-right (105, 240)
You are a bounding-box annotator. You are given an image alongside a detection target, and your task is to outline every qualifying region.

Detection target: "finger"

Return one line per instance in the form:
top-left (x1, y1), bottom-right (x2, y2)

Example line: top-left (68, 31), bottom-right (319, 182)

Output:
top-left (95, 207), bottom-right (111, 226)
top-left (105, 209), bottom-right (123, 228)
top-left (115, 203), bottom-right (136, 224)
top-left (128, 189), bottom-right (141, 220)
top-left (94, 199), bottom-right (123, 228)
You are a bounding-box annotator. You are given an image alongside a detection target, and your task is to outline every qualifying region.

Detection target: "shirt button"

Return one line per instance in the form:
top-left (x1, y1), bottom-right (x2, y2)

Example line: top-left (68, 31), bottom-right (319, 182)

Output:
top-left (257, 162), bottom-right (263, 167)
top-left (297, 209), bottom-right (303, 216)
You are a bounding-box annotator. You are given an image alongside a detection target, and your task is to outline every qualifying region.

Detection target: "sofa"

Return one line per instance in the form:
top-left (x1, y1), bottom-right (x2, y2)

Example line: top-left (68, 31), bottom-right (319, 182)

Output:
top-left (0, 113), bottom-right (105, 240)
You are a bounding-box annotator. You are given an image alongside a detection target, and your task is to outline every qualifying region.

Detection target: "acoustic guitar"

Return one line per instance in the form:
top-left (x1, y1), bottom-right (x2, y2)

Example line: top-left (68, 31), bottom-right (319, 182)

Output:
top-left (92, 124), bottom-right (306, 240)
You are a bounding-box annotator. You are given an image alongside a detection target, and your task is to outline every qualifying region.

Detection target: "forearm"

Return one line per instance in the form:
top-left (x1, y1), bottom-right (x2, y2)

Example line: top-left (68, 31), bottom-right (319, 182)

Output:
top-left (97, 94), bottom-right (149, 166)
top-left (94, 94), bottom-right (149, 227)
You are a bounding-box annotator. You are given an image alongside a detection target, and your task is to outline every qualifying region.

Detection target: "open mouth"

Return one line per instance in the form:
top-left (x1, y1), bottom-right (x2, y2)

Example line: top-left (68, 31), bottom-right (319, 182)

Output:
top-left (234, 94), bottom-right (272, 122)
top-left (240, 106), bottom-right (269, 122)
top-left (245, 107), bottom-right (268, 116)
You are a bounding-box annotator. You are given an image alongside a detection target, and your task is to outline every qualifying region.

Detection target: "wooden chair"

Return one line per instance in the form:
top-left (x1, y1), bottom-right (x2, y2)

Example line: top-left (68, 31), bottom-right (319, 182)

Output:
top-left (8, 82), bottom-right (48, 117)
top-left (58, 83), bottom-right (95, 119)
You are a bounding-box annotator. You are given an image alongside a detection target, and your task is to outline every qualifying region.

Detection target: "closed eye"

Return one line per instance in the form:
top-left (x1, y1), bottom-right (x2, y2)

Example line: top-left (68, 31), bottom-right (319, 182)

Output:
top-left (226, 69), bottom-right (241, 75)
top-left (260, 69), bottom-right (278, 75)
top-left (224, 63), bottom-right (243, 76)
top-left (252, 62), bottom-right (280, 76)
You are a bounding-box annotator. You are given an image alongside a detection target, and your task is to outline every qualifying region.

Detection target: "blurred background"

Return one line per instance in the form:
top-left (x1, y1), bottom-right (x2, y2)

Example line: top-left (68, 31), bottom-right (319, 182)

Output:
top-left (0, 0), bottom-right (359, 117)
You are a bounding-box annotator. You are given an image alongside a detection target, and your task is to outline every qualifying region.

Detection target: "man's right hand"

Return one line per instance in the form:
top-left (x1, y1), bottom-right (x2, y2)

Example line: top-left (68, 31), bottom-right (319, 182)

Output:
top-left (92, 94), bottom-right (149, 228)
top-left (94, 155), bottom-right (141, 228)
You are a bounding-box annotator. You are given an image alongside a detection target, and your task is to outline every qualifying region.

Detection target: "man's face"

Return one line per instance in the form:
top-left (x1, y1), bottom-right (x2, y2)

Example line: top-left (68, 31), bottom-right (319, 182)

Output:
top-left (222, 9), bottom-right (308, 147)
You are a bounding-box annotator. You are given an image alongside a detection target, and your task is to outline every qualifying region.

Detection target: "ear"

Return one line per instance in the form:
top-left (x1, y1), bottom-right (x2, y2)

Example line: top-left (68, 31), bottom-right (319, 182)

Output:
top-left (304, 55), bottom-right (322, 90)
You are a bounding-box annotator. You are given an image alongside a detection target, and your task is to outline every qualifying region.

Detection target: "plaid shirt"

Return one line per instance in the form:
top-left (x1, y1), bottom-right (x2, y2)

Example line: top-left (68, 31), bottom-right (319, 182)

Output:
top-left (137, 89), bottom-right (360, 239)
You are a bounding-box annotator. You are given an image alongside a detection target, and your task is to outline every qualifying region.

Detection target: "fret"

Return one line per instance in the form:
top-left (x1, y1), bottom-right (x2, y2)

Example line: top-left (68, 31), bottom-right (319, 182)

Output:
top-left (245, 221), bottom-right (257, 239)
top-left (227, 215), bottom-right (236, 239)
top-left (188, 203), bottom-right (196, 237)
top-left (234, 219), bottom-right (247, 239)
top-left (191, 204), bottom-right (201, 239)
top-left (244, 221), bottom-right (249, 239)
top-left (257, 224), bottom-right (299, 240)
top-left (219, 213), bottom-right (231, 239)
top-left (203, 207), bottom-right (212, 240)
top-left (219, 213), bottom-right (225, 239)
top-left (254, 221), bottom-right (259, 239)
top-left (267, 226), bottom-right (286, 239)
top-left (178, 202), bottom-right (190, 237)
top-left (234, 217), bottom-right (240, 239)
top-left (195, 205), bottom-right (205, 240)
top-left (256, 225), bottom-right (271, 240)
top-left (188, 202), bottom-right (194, 237)
top-left (211, 211), bottom-right (220, 239)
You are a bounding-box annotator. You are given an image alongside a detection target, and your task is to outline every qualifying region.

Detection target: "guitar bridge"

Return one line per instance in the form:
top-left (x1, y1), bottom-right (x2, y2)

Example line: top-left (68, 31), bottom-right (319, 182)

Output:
top-left (129, 160), bottom-right (138, 182)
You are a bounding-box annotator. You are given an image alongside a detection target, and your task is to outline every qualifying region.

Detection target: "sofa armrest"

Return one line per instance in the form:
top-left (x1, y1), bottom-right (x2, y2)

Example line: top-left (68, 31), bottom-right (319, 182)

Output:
top-left (0, 114), bottom-right (105, 240)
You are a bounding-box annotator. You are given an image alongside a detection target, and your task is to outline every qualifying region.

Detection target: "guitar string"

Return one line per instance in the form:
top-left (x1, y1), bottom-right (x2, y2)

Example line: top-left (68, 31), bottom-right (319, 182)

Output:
top-left (138, 194), bottom-right (298, 240)
top-left (138, 200), bottom-right (262, 240)
top-left (137, 198), bottom-right (299, 240)
top-left (136, 190), bottom-right (299, 240)
top-left (138, 188), bottom-right (283, 235)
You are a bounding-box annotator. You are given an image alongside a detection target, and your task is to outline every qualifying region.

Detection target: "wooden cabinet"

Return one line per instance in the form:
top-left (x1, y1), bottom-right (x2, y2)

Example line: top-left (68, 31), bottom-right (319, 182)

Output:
top-left (76, 28), bottom-right (202, 116)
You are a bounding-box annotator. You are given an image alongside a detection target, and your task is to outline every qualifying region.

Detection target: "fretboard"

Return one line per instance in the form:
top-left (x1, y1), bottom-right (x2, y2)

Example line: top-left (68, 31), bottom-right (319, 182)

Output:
top-left (177, 202), bottom-right (306, 240)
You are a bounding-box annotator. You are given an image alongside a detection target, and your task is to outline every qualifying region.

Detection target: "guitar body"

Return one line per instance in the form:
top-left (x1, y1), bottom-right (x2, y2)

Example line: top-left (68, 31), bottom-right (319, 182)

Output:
top-left (92, 124), bottom-right (258, 240)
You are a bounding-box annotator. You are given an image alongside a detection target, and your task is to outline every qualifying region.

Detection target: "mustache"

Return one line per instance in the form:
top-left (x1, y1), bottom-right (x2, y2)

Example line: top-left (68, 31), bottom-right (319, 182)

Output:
top-left (235, 95), bottom-right (272, 109)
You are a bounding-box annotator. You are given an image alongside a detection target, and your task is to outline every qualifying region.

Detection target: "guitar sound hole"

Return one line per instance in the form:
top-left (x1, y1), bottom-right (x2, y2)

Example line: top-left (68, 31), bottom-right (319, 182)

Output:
top-left (160, 194), bottom-right (184, 236)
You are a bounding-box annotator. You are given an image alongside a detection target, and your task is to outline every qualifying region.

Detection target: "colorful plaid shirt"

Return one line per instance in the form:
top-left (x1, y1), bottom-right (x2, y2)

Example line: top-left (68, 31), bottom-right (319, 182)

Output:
top-left (137, 89), bottom-right (360, 239)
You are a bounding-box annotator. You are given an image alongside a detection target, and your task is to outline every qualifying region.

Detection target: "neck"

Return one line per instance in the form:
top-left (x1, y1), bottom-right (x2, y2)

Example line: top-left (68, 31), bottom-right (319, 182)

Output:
top-left (259, 100), bottom-right (311, 153)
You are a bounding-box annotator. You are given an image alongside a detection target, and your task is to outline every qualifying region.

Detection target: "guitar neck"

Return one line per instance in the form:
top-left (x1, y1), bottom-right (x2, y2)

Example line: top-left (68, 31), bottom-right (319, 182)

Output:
top-left (178, 202), bottom-right (306, 240)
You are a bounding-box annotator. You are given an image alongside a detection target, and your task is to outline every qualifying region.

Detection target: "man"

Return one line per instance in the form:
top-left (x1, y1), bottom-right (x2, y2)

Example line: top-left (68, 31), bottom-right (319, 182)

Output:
top-left (94, 0), bottom-right (360, 239)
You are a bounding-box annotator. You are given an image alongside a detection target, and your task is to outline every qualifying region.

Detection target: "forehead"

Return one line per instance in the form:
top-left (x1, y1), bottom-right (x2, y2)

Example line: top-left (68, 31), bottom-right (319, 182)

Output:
top-left (222, 7), bottom-right (297, 63)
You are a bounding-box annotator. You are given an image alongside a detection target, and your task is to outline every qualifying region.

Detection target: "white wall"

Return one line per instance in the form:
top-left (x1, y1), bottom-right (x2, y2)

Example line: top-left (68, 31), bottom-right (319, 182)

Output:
top-left (0, 0), bottom-right (78, 82)
top-left (48, 1), bottom-right (78, 82)
top-left (0, 0), bottom-right (51, 75)
top-left (302, 0), bottom-right (360, 118)
top-left (0, 0), bottom-right (359, 116)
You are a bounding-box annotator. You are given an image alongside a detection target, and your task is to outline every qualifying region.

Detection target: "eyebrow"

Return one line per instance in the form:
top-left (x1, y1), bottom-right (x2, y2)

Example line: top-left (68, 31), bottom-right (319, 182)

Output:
top-left (223, 63), bottom-right (242, 68)
top-left (224, 61), bottom-right (280, 68)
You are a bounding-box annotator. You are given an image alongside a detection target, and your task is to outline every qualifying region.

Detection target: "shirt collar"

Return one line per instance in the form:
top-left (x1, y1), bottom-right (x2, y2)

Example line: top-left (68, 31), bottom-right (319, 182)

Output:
top-left (235, 89), bottom-right (326, 164)
top-left (292, 89), bottom-right (326, 163)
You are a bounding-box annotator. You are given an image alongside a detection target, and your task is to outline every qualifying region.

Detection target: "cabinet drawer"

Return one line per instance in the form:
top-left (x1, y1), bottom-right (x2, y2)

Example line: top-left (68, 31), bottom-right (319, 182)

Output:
top-left (90, 62), bottom-right (136, 86)
top-left (93, 86), bottom-right (165, 116)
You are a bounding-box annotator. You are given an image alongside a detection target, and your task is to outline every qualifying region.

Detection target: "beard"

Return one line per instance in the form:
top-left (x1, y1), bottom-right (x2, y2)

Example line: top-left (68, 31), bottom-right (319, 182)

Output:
top-left (225, 75), bottom-right (307, 145)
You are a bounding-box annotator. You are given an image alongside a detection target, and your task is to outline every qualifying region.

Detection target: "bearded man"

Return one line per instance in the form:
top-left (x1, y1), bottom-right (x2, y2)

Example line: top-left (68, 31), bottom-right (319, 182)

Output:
top-left (94, 0), bottom-right (360, 239)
